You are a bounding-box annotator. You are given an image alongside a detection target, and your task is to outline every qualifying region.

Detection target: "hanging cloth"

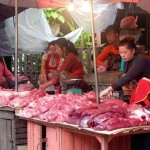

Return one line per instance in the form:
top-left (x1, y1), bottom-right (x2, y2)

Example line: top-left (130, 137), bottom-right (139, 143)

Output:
top-left (130, 78), bottom-right (150, 106)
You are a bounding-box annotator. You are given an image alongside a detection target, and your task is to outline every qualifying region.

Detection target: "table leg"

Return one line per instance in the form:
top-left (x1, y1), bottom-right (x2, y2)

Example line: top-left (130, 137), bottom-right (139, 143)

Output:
top-left (96, 135), bottom-right (109, 150)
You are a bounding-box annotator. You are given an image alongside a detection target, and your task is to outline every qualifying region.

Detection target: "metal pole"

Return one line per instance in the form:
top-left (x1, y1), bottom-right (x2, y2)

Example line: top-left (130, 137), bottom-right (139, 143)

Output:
top-left (15, 0), bottom-right (18, 91)
top-left (89, 0), bottom-right (99, 103)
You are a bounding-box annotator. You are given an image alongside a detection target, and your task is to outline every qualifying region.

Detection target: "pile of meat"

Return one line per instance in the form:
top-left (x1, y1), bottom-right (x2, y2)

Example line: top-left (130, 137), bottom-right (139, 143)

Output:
top-left (0, 88), bottom-right (150, 131)
top-left (0, 88), bottom-right (46, 107)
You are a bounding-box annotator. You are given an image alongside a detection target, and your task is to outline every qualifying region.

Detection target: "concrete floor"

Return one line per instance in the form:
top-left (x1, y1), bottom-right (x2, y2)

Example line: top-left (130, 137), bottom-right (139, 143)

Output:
top-left (17, 146), bottom-right (27, 150)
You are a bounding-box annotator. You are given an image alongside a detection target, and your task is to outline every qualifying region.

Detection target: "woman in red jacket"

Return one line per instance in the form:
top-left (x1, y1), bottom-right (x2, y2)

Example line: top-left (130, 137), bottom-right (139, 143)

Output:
top-left (39, 40), bottom-right (64, 85)
top-left (39, 38), bottom-right (84, 93)
top-left (0, 57), bottom-right (14, 88)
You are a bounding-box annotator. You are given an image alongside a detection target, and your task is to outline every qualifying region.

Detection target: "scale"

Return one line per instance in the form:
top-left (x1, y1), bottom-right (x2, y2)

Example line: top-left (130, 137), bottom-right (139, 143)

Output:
top-left (63, 78), bottom-right (83, 94)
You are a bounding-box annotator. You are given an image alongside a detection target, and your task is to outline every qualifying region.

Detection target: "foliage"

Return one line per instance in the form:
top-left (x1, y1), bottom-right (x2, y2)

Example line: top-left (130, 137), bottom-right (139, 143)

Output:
top-left (44, 8), bottom-right (92, 73)
top-left (67, 20), bottom-right (92, 48)
top-left (43, 8), bottom-right (65, 25)
top-left (67, 20), bottom-right (93, 73)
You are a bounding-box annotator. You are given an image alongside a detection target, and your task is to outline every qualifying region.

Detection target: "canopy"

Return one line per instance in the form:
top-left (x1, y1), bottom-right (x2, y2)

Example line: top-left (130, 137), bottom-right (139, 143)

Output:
top-left (0, 0), bottom-right (143, 23)
top-left (0, 0), bottom-right (138, 9)
top-left (137, 0), bottom-right (150, 14)
top-left (0, 1), bottom-right (149, 34)
top-left (0, 0), bottom-right (148, 34)
top-left (0, 0), bottom-right (125, 55)
top-left (0, 3), bottom-right (26, 22)
top-left (70, 1), bottom-right (124, 33)
top-left (0, 0), bottom-right (71, 8)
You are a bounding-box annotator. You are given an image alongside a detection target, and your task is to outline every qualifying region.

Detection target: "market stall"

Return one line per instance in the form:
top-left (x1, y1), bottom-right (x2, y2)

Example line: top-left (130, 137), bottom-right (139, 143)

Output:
top-left (0, 88), bottom-right (149, 149)
top-left (0, 1), bottom-right (150, 150)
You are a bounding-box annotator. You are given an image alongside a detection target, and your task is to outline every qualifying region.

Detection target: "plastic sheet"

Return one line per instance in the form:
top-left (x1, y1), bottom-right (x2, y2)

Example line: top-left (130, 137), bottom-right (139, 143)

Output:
top-left (70, 0), bottom-right (124, 33)
top-left (0, 8), bottom-right (83, 55)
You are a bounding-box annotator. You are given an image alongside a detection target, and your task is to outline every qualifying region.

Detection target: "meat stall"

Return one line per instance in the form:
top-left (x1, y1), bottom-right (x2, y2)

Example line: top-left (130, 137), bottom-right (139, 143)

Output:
top-left (0, 88), bottom-right (150, 150)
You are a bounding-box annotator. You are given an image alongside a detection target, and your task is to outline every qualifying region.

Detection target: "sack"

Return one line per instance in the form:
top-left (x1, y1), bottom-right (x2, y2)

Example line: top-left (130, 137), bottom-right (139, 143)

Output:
top-left (122, 80), bottom-right (137, 96)
top-left (106, 53), bottom-right (121, 71)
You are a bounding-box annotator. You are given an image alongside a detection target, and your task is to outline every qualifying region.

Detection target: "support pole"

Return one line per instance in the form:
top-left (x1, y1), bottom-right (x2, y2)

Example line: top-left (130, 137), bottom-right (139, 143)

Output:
top-left (89, 0), bottom-right (99, 103)
top-left (15, 0), bottom-right (18, 91)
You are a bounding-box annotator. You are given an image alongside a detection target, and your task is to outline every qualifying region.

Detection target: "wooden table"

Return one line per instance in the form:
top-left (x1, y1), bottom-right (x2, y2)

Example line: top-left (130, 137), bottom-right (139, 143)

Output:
top-left (16, 115), bottom-right (150, 150)
top-left (0, 107), bottom-right (27, 150)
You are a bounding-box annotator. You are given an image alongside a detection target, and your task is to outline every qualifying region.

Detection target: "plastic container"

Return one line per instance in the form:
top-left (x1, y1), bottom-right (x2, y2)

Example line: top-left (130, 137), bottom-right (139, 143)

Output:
top-left (67, 88), bottom-right (82, 94)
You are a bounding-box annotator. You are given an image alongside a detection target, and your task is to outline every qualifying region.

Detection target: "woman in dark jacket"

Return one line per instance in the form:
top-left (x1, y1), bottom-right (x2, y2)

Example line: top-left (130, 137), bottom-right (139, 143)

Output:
top-left (100, 36), bottom-right (150, 150)
top-left (100, 36), bottom-right (150, 105)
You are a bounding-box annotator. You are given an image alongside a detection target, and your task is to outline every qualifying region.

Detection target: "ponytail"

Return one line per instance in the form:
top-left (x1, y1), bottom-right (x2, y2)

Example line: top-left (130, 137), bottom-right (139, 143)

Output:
top-left (55, 38), bottom-right (78, 56)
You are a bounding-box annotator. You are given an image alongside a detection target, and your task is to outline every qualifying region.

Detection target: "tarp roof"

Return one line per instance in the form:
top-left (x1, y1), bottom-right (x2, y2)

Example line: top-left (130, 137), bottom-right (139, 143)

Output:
top-left (0, 0), bottom-right (149, 55)
top-left (0, 3), bottom-right (27, 22)
top-left (0, 0), bottom-right (149, 22)
top-left (0, 0), bottom-right (71, 8)
top-left (0, 0), bottom-right (138, 9)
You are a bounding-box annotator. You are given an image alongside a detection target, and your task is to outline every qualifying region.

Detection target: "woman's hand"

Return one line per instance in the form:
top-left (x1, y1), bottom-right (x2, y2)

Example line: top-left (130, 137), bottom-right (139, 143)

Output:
top-left (97, 65), bottom-right (106, 73)
top-left (99, 89), bottom-right (109, 98)
top-left (39, 74), bottom-right (47, 84)
top-left (99, 86), bottom-right (113, 99)
top-left (39, 80), bottom-right (52, 90)
top-left (39, 83), bottom-right (48, 90)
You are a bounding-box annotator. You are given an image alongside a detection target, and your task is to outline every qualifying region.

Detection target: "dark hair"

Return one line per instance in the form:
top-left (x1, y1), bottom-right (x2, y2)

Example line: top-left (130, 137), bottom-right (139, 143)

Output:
top-left (48, 40), bottom-right (56, 48)
top-left (55, 38), bottom-right (78, 56)
top-left (119, 36), bottom-right (137, 50)
top-left (105, 24), bottom-right (120, 35)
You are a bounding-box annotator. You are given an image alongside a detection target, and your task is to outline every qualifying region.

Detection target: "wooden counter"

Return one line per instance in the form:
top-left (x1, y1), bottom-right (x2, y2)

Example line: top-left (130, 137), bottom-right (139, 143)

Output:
top-left (16, 116), bottom-right (150, 150)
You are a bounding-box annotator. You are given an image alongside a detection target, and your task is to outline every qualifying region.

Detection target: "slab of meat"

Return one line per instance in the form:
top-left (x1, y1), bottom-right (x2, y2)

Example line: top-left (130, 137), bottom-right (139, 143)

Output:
top-left (9, 89), bottom-right (46, 108)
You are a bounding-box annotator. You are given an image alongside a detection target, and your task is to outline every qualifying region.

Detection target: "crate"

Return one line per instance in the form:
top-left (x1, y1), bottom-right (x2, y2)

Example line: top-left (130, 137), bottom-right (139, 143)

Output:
top-left (0, 107), bottom-right (27, 150)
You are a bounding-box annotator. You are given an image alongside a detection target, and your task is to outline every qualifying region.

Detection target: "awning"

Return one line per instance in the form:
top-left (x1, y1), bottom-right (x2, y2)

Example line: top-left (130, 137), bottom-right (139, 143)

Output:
top-left (0, 0), bottom-right (139, 9)
top-left (0, 3), bottom-right (26, 22)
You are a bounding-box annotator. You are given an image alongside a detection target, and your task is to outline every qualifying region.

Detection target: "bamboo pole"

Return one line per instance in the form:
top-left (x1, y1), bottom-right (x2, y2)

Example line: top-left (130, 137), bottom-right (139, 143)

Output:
top-left (15, 0), bottom-right (18, 91)
top-left (89, 0), bottom-right (99, 103)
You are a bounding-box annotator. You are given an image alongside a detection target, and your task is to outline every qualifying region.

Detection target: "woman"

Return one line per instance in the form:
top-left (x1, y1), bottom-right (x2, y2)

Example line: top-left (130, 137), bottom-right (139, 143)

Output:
top-left (39, 40), bottom-right (64, 85)
top-left (39, 38), bottom-right (84, 93)
top-left (100, 36), bottom-right (150, 150)
top-left (100, 36), bottom-right (150, 106)
top-left (0, 57), bottom-right (14, 88)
